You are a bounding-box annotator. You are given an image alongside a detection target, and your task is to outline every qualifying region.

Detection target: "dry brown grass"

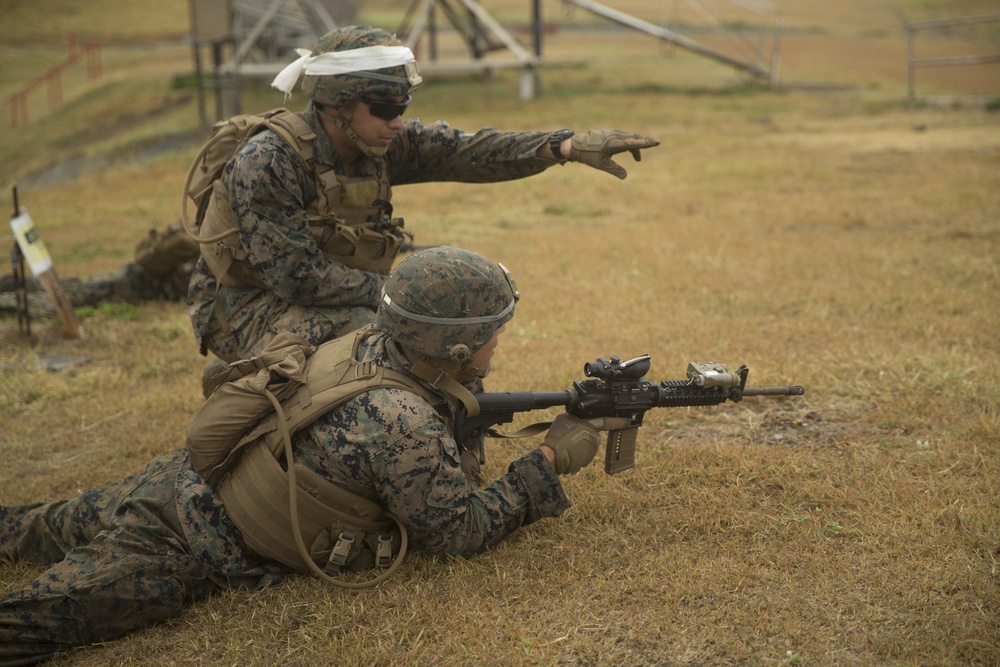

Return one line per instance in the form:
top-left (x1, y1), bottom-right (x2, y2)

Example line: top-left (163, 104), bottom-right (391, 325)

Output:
top-left (1, 1), bottom-right (999, 666)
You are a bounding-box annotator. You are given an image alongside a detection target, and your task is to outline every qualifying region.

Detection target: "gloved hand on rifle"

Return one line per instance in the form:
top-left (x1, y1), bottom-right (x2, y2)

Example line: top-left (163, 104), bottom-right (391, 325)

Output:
top-left (541, 413), bottom-right (634, 475)
top-left (570, 129), bottom-right (660, 180)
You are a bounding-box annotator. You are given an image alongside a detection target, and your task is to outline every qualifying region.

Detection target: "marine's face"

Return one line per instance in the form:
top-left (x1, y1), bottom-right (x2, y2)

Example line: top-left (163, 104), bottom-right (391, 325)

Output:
top-left (348, 94), bottom-right (407, 149)
top-left (472, 325), bottom-right (505, 369)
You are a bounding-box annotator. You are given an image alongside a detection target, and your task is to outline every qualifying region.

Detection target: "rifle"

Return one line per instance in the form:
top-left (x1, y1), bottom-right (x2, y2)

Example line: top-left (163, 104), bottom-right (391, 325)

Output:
top-left (454, 355), bottom-right (805, 475)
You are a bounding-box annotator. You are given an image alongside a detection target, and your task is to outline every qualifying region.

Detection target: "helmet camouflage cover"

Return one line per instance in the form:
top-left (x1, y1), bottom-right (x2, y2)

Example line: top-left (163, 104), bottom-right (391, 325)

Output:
top-left (377, 246), bottom-right (518, 363)
top-left (302, 25), bottom-right (422, 108)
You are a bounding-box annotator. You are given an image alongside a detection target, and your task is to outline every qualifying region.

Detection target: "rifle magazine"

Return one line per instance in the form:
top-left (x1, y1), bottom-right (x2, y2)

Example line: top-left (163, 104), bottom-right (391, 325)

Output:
top-left (604, 427), bottom-right (639, 475)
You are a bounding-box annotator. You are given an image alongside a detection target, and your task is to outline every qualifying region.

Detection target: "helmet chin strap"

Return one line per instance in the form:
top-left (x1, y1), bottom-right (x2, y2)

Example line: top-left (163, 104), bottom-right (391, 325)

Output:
top-left (317, 100), bottom-right (389, 158)
top-left (395, 343), bottom-right (487, 414)
top-left (400, 357), bottom-right (481, 418)
top-left (460, 361), bottom-right (492, 380)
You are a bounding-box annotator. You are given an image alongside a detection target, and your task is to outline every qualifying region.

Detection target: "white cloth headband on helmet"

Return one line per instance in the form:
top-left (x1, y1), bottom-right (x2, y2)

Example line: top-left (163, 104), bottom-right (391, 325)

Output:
top-left (271, 45), bottom-right (417, 95)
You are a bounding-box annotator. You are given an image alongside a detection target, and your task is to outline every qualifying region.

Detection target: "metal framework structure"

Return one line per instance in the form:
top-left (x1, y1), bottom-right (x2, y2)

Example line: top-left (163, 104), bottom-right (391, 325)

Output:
top-left (199, 0), bottom-right (785, 116)
top-left (192, 0), bottom-right (339, 123)
top-left (396, 0), bottom-right (546, 98)
top-left (563, 0), bottom-right (781, 86)
top-left (906, 13), bottom-right (1000, 99)
top-left (396, 0), bottom-right (781, 94)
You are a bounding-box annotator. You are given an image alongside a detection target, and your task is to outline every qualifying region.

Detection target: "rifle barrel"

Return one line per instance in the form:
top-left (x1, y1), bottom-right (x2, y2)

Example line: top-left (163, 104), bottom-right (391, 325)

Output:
top-left (742, 386), bottom-right (805, 396)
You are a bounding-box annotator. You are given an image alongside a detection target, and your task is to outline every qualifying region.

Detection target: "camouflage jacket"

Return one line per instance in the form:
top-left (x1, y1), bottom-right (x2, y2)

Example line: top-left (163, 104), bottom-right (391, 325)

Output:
top-left (187, 104), bottom-right (555, 360)
top-left (286, 330), bottom-right (570, 557)
top-left (177, 328), bottom-right (567, 570)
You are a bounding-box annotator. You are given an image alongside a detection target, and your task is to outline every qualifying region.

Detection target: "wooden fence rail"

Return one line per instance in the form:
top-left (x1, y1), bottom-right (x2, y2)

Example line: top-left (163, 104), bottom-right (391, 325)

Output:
top-left (5, 36), bottom-right (102, 129)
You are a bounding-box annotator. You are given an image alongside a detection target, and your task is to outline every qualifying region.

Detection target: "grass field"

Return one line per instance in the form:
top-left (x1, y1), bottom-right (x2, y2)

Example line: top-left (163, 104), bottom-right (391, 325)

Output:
top-left (1, 1), bottom-right (998, 665)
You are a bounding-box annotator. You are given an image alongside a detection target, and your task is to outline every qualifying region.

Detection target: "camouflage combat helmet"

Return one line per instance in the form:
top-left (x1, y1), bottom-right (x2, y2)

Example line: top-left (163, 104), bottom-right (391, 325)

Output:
top-left (270, 25), bottom-right (422, 157)
top-left (377, 246), bottom-right (518, 375)
top-left (301, 25), bottom-right (422, 109)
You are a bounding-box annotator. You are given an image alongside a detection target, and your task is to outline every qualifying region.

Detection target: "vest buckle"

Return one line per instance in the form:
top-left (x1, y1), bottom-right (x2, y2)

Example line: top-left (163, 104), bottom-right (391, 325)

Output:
top-left (354, 360), bottom-right (376, 380)
top-left (375, 534), bottom-right (394, 568)
top-left (327, 528), bottom-right (356, 572)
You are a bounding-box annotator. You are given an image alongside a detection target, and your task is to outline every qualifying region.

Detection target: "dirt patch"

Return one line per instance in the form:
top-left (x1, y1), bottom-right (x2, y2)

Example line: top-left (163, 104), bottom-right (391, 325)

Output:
top-left (646, 399), bottom-right (883, 451)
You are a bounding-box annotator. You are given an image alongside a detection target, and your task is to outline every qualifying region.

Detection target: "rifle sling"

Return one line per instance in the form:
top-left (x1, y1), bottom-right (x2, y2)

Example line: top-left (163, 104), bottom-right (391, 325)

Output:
top-left (486, 422), bottom-right (552, 439)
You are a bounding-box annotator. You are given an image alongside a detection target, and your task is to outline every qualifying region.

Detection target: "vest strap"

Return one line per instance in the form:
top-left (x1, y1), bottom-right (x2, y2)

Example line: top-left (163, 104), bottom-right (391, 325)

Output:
top-left (208, 326), bottom-right (447, 588)
top-left (410, 361), bottom-right (481, 417)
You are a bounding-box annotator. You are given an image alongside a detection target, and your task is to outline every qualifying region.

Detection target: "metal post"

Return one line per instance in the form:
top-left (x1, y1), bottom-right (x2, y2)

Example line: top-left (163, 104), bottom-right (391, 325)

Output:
top-left (212, 41), bottom-right (224, 121)
top-left (231, 37), bottom-right (241, 116)
top-left (907, 23), bottom-right (915, 99)
top-left (430, 2), bottom-right (438, 61)
top-left (10, 187), bottom-right (30, 336)
top-left (769, 14), bottom-right (782, 89)
top-left (533, 0), bottom-right (541, 58)
top-left (193, 42), bottom-right (207, 127)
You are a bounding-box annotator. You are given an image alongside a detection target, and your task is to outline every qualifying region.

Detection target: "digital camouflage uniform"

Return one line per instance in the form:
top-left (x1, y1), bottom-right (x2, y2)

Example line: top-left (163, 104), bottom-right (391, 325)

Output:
top-left (187, 103), bottom-right (556, 363)
top-left (0, 331), bottom-right (568, 662)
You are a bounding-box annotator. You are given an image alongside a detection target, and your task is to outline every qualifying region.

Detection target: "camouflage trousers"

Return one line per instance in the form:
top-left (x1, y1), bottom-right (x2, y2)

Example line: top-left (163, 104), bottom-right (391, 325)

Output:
top-left (0, 452), bottom-right (216, 664)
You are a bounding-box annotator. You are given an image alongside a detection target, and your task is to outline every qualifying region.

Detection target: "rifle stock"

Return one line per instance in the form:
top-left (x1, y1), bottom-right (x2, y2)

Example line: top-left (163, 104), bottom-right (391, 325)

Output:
top-left (453, 356), bottom-right (804, 475)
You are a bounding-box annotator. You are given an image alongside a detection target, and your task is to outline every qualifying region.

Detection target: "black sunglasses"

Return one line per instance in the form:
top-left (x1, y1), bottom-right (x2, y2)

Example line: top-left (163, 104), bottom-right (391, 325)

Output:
top-left (361, 95), bottom-right (412, 121)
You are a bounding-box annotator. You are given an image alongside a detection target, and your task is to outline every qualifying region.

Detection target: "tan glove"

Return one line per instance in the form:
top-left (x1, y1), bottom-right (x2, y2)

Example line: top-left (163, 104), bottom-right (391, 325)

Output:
top-left (542, 413), bottom-right (634, 475)
top-left (569, 129), bottom-right (661, 180)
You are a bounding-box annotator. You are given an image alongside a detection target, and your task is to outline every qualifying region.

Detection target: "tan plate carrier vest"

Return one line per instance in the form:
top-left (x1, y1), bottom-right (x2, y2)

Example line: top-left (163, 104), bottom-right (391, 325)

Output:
top-left (183, 109), bottom-right (408, 292)
top-left (185, 325), bottom-right (443, 588)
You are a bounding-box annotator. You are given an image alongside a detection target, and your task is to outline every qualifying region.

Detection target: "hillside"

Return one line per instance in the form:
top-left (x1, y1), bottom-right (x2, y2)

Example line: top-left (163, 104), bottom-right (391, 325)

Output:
top-left (1, 0), bottom-right (997, 193)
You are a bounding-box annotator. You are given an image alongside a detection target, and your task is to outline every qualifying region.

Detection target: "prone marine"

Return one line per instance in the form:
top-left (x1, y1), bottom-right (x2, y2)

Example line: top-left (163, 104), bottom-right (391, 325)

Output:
top-left (0, 246), bottom-right (629, 663)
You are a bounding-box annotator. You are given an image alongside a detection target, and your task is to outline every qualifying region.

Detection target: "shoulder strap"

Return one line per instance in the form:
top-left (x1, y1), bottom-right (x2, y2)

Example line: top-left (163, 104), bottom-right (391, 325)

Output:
top-left (266, 110), bottom-right (317, 163)
top-left (231, 325), bottom-right (444, 459)
top-left (180, 109), bottom-right (317, 244)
